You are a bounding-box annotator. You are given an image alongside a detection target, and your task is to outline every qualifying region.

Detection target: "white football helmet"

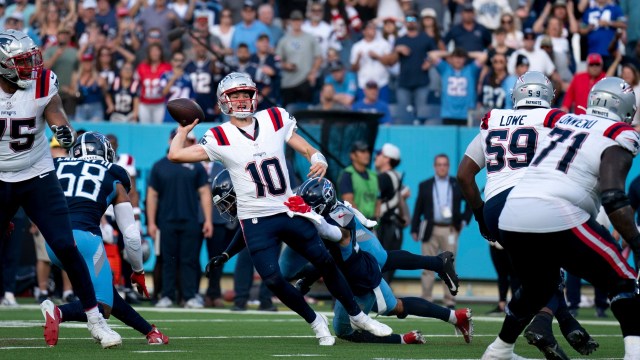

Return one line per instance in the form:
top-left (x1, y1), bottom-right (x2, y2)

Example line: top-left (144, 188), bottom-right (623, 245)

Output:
top-left (0, 29), bottom-right (43, 88)
top-left (216, 72), bottom-right (258, 119)
top-left (586, 77), bottom-right (637, 123)
top-left (512, 71), bottom-right (555, 109)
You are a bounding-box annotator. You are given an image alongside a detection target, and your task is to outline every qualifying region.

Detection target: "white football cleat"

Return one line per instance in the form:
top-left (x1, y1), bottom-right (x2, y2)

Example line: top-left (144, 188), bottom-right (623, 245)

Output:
top-left (87, 315), bottom-right (122, 349)
top-left (482, 338), bottom-right (529, 360)
top-left (349, 312), bottom-right (393, 337)
top-left (310, 313), bottom-right (335, 346)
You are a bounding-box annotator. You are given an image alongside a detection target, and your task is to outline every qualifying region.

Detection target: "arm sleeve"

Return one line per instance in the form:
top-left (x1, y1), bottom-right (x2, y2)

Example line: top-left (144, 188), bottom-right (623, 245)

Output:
top-left (464, 134), bottom-right (486, 169)
top-left (314, 217), bottom-right (343, 242)
top-left (223, 228), bottom-right (247, 259)
top-left (111, 165), bottom-right (132, 193)
top-left (114, 202), bottom-right (143, 272)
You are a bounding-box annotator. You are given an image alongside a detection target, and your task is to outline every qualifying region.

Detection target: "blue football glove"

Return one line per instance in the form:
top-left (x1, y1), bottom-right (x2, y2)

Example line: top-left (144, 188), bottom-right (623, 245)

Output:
top-left (51, 125), bottom-right (75, 148)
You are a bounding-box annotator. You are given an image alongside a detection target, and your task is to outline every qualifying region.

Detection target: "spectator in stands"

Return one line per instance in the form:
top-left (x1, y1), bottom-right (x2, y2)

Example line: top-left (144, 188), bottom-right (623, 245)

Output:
top-left (444, 4), bottom-right (492, 53)
top-left (219, 0), bottom-right (244, 24)
top-left (350, 20), bottom-right (392, 102)
top-left (95, 0), bottom-right (116, 31)
top-left (136, 43), bottom-right (171, 123)
top-left (533, 0), bottom-right (579, 37)
top-left (160, 51), bottom-right (194, 123)
top-left (276, 10), bottom-right (322, 107)
top-left (507, 28), bottom-right (556, 77)
top-left (4, 11), bottom-right (24, 32)
top-left (132, 0), bottom-right (179, 53)
top-left (580, 0), bottom-right (626, 69)
top-left (96, 47), bottom-right (116, 92)
top-left (480, 27), bottom-right (516, 93)
top-left (473, 0), bottom-right (513, 31)
top-left (324, 0), bottom-right (361, 64)
top-left (352, 80), bottom-right (393, 125)
top-left (106, 62), bottom-right (140, 123)
top-left (230, 43), bottom-right (255, 73)
top-left (310, 83), bottom-right (349, 110)
top-left (500, 12), bottom-right (523, 50)
top-left (430, 48), bottom-right (486, 126)
top-left (184, 37), bottom-right (225, 123)
top-left (621, 0), bottom-right (639, 62)
top-left (303, 1), bottom-right (341, 61)
top-left (230, 0), bottom-right (270, 55)
top-left (258, 3), bottom-right (282, 48)
top-left (210, 8), bottom-right (235, 64)
top-left (43, 24), bottom-right (78, 117)
top-left (147, 129), bottom-right (212, 308)
top-left (5, 0), bottom-right (34, 26)
top-left (420, 8), bottom-right (445, 50)
top-left (389, 13), bottom-right (437, 124)
top-left (514, 54), bottom-right (530, 77)
top-left (72, 53), bottom-right (105, 122)
top-left (250, 34), bottom-right (280, 106)
top-left (75, 0), bottom-right (97, 41)
top-left (561, 53), bottom-right (606, 115)
top-left (538, 35), bottom-right (572, 100)
top-left (32, 1), bottom-right (76, 51)
top-left (607, 54), bottom-right (640, 127)
top-left (167, 0), bottom-right (195, 23)
top-left (479, 52), bottom-right (516, 110)
top-left (324, 60), bottom-right (357, 108)
top-left (338, 141), bottom-right (379, 220)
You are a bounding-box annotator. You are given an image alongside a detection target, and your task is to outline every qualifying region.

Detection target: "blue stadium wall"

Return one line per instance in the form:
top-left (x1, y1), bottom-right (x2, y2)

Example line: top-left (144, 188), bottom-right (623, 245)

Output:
top-left (67, 122), bottom-right (640, 281)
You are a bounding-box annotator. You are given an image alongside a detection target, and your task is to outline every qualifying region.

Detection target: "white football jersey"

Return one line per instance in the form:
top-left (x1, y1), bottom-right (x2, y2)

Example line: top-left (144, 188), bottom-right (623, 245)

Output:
top-left (500, 114), bottom-right (640, 232)
top-left (465, 107), bottom-right (566, 200)
top-left (200, 107), bottom-right (297, 220)
top-left (0, 69), bottom-right (59, 182)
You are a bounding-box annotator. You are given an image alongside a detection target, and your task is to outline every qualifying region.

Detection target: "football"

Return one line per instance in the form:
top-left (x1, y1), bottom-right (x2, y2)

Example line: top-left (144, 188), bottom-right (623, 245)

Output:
top-left (167, 98), bottom-right (205, 126)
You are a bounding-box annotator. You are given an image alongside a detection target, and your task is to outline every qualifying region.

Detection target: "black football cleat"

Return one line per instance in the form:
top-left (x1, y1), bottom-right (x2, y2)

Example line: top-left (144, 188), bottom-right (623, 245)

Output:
top-left (437, 252), bottom-right (459, 296)
top-left (524, 323), bottom-right (570, 360)
top-left (565, 328), bottom-right (599, 355)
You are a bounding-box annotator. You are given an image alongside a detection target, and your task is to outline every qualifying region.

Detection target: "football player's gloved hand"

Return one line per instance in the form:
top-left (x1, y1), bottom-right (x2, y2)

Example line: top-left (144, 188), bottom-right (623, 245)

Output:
top-left (472, 202), bottom-right (495, 242)
top-left (51, 125), bottom-right (75, 148)
top-left (206, 252), bottom-right (229, 275)
top-left (130, 271), bottom-right (150, 298)
top-left (284, 195), bottom-right (311, 213)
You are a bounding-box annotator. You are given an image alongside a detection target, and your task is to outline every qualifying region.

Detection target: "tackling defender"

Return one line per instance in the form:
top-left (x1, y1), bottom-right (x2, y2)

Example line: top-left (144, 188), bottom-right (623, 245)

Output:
top-left (0, 29), bottom-right (117, 346)
top-left (167, 72), bottom-right (391, 346)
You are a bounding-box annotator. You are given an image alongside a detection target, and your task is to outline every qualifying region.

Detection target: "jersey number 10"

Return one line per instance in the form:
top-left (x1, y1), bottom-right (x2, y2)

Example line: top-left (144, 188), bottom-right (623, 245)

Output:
top-left (246, 158), bottom-right (287, 197)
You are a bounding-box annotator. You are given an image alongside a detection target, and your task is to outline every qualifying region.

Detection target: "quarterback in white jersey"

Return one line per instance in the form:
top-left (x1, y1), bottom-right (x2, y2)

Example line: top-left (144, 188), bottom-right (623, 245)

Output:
top-left (483, 77), bottom-right (640, 360)
top-left (0, 29), bottom-right (120, 348)
top-left (167, 72), bottom-right (393, 346)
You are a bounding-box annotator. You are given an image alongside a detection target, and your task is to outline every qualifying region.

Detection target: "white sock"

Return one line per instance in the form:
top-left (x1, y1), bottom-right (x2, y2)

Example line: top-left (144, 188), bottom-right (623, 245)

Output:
top-left (310, 312), bottom-right (322, 327)
top-left (4, 292), bottom-right (14, 299)
top-left (624, 336), bottom-right (640, 358)
top-left (491, 336), bottom-right (515, 350)
top-left (400, 335), bottom-right (406, 344)
top-left (63, 290), bottom-right (74, 299)
top-left (85, 306), bottom-right (101, 323)
top-left (448, 310), bottom-right (457, 324)
top-left (350, 311), bottom-right (366, 322)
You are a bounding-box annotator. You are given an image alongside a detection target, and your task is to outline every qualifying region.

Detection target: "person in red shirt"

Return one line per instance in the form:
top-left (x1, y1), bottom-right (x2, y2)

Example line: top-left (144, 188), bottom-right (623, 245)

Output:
top-left (136, 43), bottom-right (171, 123)
top-left (561, 53), bottom-right (606, 114)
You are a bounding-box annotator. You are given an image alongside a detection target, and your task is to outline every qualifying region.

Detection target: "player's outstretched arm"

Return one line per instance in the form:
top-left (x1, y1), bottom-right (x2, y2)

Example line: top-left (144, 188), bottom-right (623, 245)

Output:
top-left (45, 94), bottom-right (76, 148)
top-left (457, 152), bottom-right (493, 242)
top-left (168, 120), bottom-right (208, 163)
top-left (287, 132), bottom-right (327, 178)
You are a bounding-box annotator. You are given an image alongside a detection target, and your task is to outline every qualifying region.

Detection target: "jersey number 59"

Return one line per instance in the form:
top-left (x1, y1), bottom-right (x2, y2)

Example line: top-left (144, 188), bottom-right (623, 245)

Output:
top-left (485, 127), bottom-right (538, 173)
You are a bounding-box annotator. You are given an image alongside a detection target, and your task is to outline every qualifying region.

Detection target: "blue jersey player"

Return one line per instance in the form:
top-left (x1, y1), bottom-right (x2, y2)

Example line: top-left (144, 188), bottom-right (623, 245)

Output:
top-left (39, 132), bottom-right (168, 347)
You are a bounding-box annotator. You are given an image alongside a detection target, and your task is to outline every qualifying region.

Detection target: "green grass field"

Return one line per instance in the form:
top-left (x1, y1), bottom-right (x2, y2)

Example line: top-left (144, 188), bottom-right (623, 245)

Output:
top-left (0, 302), bottom-right (625, 359)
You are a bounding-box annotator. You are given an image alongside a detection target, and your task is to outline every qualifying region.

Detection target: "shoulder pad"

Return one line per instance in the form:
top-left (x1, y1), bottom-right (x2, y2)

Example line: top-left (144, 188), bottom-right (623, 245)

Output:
top-left (35, 69), bottom-right (58, 100)
top-left (604, 123), bottom-right (640, 156)
top-left (543, 108), bottom-right (567, 128)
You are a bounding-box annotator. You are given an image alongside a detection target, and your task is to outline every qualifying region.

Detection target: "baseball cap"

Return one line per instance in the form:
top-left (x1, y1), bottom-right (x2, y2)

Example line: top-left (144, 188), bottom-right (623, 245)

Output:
top-left (83, 0), bottom-right (97, 10)
top-left (243, 0), bottom-right (256, 9)
top-left (516, 54), bottom-right (530, 67)
top-left (328, 60), bottom-right (344, 72)
top-left (290, 10), bottom-right (304, 20)
top-left (8, 12), bottom-right (24, 22)
top-left (553, 0), bottom-right (568, 7)
top-left (523, 28), bottom-right (536, 40)
top-left (587, 53), bottom-right (603, 65)
top-left (420, 8), bottom-right (436, 18)
top-left (170, 128), bottom-right (197, 140)
top-left (116, 7), bottom-right (129, 17)
top-left (365, 80), bottom-right (378, 89)
top-left (148, 30), bottom-right (162, 39)
top-left (379, 143), bottom-right (400, 160)
top-left (462, 3), bottom-right (475, 12)
top-left (350, 141), bottom-right (370, 153)
top-left (81, 53), bottom-right (94, 62)
top-left (0, 0), bottom-right (6, 7)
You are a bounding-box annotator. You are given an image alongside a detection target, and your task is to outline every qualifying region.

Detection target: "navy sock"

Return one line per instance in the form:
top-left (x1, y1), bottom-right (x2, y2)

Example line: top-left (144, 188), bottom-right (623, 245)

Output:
top-left (399, 297), bottom-right (450, 322)
top-left (56, 249), bottom-right (98, 310)
top-left (110, 287), bottom-right (152, 335)
top-left (339, 331), bottom-right (401, 343)
top-left (59, 302), bottom-right (105, 322)
top-left (382, 250), bottom-right (442, 273)
top-left (499, 313), bottom-right (532, 344)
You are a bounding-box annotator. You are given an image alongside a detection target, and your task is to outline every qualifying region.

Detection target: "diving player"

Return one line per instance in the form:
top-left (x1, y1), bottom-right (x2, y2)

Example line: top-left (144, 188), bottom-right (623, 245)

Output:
top-left (0, 29), bottom-right (117, 347)
top-left (40, 132), bottom-right (168, 347)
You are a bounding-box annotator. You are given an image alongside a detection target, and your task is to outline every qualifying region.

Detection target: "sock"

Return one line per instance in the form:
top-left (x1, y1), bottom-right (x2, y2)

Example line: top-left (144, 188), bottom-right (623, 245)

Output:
top-left (340, 331), bottom-right (401, 344)
top-left (350, 311), bottom-right (367, 323)
top-left (399, 297), bottom-right (450, 322)
top-left (59, 301), bottom-right (92, 322)
top-left (492, 336), bottom-right (515, 349)
top-left (624, 336), bottom-right (640, 357)
top-left (262, 273), bottom-right (316, 323)
top-left (56, 249), bottom-right (98, 310)
top-left (448, 310), bottom-right (457, 324)
top-left (382, 250), bottom-right (442, 273)
top-left (499, 313), bottom-right (531, 344)
top-left (110, 287), bottom-right (153, 335)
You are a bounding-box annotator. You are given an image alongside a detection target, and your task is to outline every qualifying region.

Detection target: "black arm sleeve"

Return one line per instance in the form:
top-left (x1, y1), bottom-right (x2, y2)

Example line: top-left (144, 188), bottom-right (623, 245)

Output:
top-left (223, 228), bottom-right (246, 259)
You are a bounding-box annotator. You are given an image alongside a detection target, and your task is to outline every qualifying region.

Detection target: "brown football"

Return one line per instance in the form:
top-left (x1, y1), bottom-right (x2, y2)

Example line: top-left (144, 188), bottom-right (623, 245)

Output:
top-left (167, 98), bottom-right (205, 126)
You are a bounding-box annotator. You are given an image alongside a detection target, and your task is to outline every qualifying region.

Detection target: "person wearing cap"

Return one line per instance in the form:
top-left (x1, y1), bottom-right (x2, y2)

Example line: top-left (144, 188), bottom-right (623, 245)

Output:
top-left (4, 11), bottom-right (24, 31)
top-left (324, 59), bottom-right (357, 107)
top-left (561, 53), bottom-right (606, 115)
top-left (302, 2), bottom-right (341, 61)
top-left (311, 83), bottom-right (349, 111)
top-left (276, 9), bottom-right (322, 106)
top-left (5, 0), bottom-right (34, 29)
top-left (420, 8), bottom-right (445, 51)
top-left (443, 4), bottom-right (492, 52)
top-left (350, 20), bottom-right (393, 102)
top-left (230, 0), bottom-right (271, 55)
top-left (352, 80), bottom-right (392, 124)
top-left (471, 0), bottom-right (513, 31)
top-left (537, 32), bottom-right (572, 93)
top-left (514, 54), bottom-right (530, 76)
top-left (43, 24), bottom-right (79, 116)
top-left (250, 33), bottom-right (281, 105)
top-left (507, 29), bottom-right (557, 77)
top-left (337, 141), bottom-right (379, 220)
top-left (387, 13), bottom-right (437, 124)
top-left (374, 143), bottom-right (410, 283)
top-left (147, 129), bottom-right (212, 309)
top-left (580, 0), bottom-right (626, 69)
top-left (532, 0), bottom-right (579, 36)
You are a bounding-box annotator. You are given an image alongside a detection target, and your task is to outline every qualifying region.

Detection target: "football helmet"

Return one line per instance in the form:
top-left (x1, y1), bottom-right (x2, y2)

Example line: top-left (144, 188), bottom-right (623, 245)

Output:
top-left (296, 178), bottom-right (337, 216)
top-left (216, 72), bottom-right (258, 119)
top-left (0, 29), bottom-right (43, 88)
top-left (70, 132), bottom-right (115, 162)
top-left (512, 71), bottom-right (555, 109)
top-left (586, 76), bottom-right (637, 123)
top-left (212, 169), bottom-right (237, 221)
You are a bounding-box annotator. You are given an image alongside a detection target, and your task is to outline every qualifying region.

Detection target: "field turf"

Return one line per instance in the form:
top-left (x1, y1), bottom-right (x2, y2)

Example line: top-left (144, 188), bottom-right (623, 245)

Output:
top-left (0, 302), bottom-right (625, 359)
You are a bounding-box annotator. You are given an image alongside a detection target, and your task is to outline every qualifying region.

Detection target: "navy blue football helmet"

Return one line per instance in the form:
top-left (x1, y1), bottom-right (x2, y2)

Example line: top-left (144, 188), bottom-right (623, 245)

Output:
top-left (71, 132), bottom-right (115, 162)
top-left (212, 169), bottom-right (237, 221)
top-left (297, 177), bottom-right (337, 216)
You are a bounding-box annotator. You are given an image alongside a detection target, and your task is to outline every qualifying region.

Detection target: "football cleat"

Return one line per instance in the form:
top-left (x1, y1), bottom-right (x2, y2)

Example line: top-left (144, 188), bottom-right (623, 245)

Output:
top-left (481, 343), bottom-right (529, 360)
top-left (454, 308), bottom-right (474, 343)
top-left (437, 251), bottom-right (459, 296)
top-left (350, 313), bottom-right (393, 337)
top-left (402, 330), bottom-right (426, 344)
top-left (146, 325), bottom-right (169, 345)
top-left (565, 329), bottom-right (599, 355)
top-left (87, 315), bottom-right (122, 349)
top-left (524, 326), bottom-right (570, 360)
top-left (310, 313), bottom-right (335, 346)
top-left (40, 300), bottom-right (61, 346)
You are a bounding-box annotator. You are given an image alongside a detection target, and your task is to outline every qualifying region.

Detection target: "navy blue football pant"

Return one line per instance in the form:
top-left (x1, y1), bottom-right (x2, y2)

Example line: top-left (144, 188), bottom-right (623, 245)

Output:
top-left (498, 218), bottom-right (640, 343)
top-left (0, 172), bottom-right (97, 309)
top-left (240, 213), bottom-right (361, 322)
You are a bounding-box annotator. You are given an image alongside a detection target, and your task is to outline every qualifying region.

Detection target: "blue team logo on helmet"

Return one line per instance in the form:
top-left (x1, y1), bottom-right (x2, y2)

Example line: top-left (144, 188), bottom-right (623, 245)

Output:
top-left (297, 177), bottom-right (337, 216)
